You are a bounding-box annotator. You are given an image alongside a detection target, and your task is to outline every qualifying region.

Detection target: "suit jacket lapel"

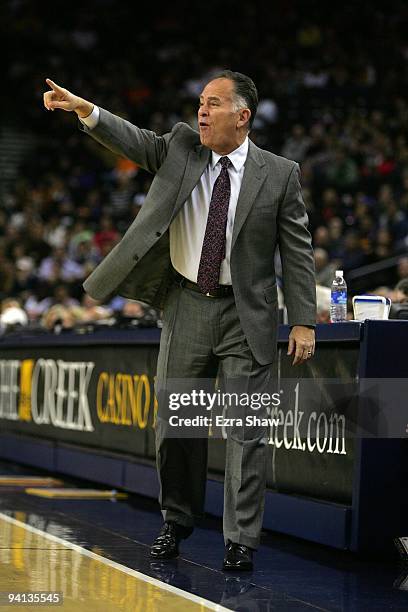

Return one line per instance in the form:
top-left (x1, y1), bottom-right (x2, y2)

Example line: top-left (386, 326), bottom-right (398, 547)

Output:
top-left (231, 140), bottom-right (267, 252)
top-left (172, 144), bottom-right (210, 218)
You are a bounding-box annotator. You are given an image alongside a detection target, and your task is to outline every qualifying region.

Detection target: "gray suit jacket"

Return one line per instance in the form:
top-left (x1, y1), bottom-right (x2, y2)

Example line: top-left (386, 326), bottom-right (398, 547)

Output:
top-left (82, 108), bottom-right (316, 364)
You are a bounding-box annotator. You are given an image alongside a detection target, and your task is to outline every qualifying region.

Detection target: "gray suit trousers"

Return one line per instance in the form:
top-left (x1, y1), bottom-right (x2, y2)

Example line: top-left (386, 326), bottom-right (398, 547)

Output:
top-left (155, 280), bottom-right (273, 549)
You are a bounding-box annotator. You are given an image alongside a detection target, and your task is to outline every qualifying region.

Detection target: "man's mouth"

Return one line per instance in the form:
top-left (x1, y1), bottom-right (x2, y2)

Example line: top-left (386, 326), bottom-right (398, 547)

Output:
top-left (199, 122), bottom-right (209, 129)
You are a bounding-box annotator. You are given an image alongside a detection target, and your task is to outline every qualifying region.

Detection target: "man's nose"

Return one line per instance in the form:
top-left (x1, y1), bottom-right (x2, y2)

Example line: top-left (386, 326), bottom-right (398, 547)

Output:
top-left (198, 105), bottom-right (208, 117)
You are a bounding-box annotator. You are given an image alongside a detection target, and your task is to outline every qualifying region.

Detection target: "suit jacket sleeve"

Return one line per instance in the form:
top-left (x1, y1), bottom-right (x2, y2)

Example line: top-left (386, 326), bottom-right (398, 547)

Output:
top-left (79, 107), bottom-right (175, 173)
top-left (278, 163), bottom-right (317, 326)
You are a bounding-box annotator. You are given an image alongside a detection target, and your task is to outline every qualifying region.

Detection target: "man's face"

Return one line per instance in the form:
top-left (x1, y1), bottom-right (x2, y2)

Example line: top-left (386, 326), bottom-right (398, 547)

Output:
top-left (198, 78), bottom-right (245, 154)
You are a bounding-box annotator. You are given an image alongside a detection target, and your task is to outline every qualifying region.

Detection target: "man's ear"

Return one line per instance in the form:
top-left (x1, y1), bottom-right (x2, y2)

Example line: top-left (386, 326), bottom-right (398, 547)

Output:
top-left (237, 108), bottom-right (251, 129)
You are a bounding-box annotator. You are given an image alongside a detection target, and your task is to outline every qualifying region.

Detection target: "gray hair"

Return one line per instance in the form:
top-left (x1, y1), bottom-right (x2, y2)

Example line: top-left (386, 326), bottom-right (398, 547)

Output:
top-left (213, 70), bottom-right (258, 130)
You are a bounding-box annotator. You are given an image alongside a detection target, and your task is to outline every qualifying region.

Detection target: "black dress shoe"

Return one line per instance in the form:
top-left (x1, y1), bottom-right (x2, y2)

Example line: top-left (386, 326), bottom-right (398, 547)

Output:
top-left (223, 542), bottom-right (253, 571)
top-left (150, 522), bottom-right (192, 559)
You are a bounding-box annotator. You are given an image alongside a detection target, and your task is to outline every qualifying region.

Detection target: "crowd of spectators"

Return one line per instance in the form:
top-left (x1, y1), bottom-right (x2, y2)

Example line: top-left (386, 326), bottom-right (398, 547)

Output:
top-left (2, 0), bottom-right (408, 330)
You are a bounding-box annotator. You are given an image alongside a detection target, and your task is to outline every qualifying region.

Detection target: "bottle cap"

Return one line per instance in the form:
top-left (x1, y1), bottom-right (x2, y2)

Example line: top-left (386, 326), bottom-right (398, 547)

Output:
top-left (335, 270), bottom-right (344, 277)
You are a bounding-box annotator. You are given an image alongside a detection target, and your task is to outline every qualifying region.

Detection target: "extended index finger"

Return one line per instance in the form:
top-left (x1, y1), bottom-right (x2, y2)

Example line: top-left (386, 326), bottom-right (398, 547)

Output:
top-left (45, 78), bottom-right (64, 93)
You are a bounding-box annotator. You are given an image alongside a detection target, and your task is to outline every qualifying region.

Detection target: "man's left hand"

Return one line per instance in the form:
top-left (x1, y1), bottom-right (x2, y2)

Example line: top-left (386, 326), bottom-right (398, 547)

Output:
top-left (287, 326), bottom-right (315, 366)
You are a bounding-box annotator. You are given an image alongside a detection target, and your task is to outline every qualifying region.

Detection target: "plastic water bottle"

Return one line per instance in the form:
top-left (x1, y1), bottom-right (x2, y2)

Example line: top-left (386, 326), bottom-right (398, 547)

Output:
top-left (330, 270), bottom-right (347, 323)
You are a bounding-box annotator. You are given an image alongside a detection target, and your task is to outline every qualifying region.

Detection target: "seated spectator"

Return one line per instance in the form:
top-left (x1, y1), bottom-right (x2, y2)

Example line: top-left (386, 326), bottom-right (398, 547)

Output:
top-left (281, 124), bottom-right (311, 163)
top-left (325, 148), bottom-right (358, 192)
top-left (41, 304), bottom-right (83, 331)
top-left (396, 256), bottom-right (408, 282)
top-left (342, 231), bottom-right (367, 271)
top-left (0, 257), bottom-right (15, 299)
top-left (44, 215), bottom-right (67, 249)
top-left (72, 238), bottom-right (101, 276)
top-left (320, 188), bottom-right (340, 223)
top-left (109, 173), bottom-right (137, 220)
top-left (371, 286), bottom-right (393, 299)
top-left (12, 256), bottom-right (37, 297)
top-left (393, 278), bottom-right (408, 304)
top-left (122, 300), bottom-right (146, 319)
top-left (24, 221), bottom-right (52, 264)
top-left (68, 220), bottom-right (94, 260)
top-left (327, 216), bottom-right (345, 260)
top-left (373, 228), bottom-right (393, 260)
top-left (253, 97), bottom-right (278, 129)
top-left (38, 246), bottom-right (85, 284)
top-left (314, 248), bottom-right (336, 287)
top-left (0, 298), bottom-right (28, 331)
top-left (315, 285), bottom-right (331, 324)
top-left (93, 215), bottom-right (120, 255)
top-left (81, 294), bottom-right (112, 321)
top-left (25, 284), bottom-right (79, 320)
top-left (379, 200), bottom-right (408, 249)
top-left (313, 226), bottom-right (330, 250)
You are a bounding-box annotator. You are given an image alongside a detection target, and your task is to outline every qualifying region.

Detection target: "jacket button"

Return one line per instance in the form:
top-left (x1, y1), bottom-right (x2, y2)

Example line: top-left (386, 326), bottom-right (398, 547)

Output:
top-left (156, 231), bottom-right (161, 237)
top-left (134, 254), bottom-right (139, 262)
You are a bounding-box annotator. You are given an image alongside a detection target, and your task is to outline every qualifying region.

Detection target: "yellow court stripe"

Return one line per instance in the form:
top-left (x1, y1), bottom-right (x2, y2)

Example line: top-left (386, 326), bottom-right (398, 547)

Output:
top-left (25, 488), bottom-right (128, 499)
top-left (0, 512), bottom-right (231, 612)
top-left (0, 477), bottom-right (63, 486)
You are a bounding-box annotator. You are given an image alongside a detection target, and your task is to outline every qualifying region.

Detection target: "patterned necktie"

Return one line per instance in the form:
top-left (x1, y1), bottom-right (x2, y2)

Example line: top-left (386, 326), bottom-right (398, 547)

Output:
top-left (197, 156), bottom-right (231, 294)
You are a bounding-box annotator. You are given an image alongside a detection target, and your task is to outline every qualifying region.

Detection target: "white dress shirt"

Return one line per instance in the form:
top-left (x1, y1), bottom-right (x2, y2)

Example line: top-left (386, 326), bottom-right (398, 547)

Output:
top-left (81, 107), bottom-right (249, 284)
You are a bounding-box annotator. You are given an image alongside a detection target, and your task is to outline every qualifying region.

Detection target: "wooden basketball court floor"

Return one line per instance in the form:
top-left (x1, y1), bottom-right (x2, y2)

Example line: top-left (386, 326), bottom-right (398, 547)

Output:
top-left (0, 461), bottom-right (407, 611)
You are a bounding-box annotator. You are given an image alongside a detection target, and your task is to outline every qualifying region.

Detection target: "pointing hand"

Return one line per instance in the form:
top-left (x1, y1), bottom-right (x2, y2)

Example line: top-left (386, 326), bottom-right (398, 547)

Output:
top-left (43, 79), bottom-right (93, 118)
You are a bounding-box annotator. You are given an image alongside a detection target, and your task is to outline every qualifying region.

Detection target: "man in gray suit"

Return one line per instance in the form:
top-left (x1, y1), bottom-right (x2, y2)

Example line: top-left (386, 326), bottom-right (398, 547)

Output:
top-left (44, 71), bottom-right (316, 570)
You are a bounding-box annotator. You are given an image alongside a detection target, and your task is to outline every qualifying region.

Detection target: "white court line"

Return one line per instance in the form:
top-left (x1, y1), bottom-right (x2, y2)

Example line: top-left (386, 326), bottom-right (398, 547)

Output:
top-left (0, 512), bottom-right (231, 612)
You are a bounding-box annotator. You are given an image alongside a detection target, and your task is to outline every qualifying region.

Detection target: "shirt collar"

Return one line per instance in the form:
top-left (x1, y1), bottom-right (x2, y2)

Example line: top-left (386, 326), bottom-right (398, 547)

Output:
top-left (211, 137), bottom-right (249, 172)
